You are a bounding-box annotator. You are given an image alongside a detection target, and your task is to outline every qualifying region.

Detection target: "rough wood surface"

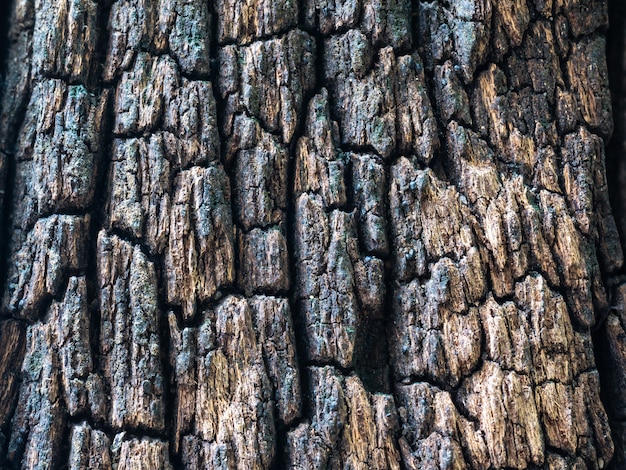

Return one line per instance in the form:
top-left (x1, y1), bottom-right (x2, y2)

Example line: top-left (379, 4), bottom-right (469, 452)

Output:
top-left (0, 0), bottom-right (625, 468)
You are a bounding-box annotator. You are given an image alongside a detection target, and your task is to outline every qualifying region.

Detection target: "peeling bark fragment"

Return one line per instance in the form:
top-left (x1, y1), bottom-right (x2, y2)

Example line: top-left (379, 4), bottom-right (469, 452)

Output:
top-left (249, 296), bottom-right (301, 425)
top-left (97, 232), bottom-right (164, 432)
top-left (294, 195), bottom-right (361, 367)
top-left (294, 89), bottom-right (347, 209)
top-left (215, 0), bottom-right (298, 44)
top-left (304, 0), bottom-right (360, 34)
top-left (238, 227), bottom-right (290, 296)
top-left (7, 320), bottom-right (66, 470)
top-left (538, 191), bottom-right (605, 327)
top-left (285, 367), bottom-right (400, 469)
top-left (116, 437), bottom-right (173, 470)
top-left (107, 136), bottom-right (171, 253)
top-left (165, 166), bottom-right (235, 321)
top-left (170, 295), bottom-right (300, 461)
top-left (556, 88), bottom-right (581, 134)
top-left (459, 361), bottom-right (545, 468)
top-left (350, 153), bottom-right (389, 256)
top-left (330, 376), bottom-right (401, 468)
top-left (482, 179), bottom-right (533, 296)
top-left (165, 0), bottom-right (212, 76)
top-left (492, 0), bottom-right (529, 58)
top-left (163, 79), bottom-right (220, 167)
top-left (190, 296), bottom-right (276, 469)
top-left (2, 277), bottom-right (105, 468)
top-left (395, 53), bottom-right (439, 163)
top-left (325, 39), bottom-right (396, 158)
top-left (389, 159), bottom-right (478, 282)
top-left (31, 0), bottom-right (97, 82)
top-left (285, 367), bottom-right (345, 468)
top-left (14, 80), bottom-right (107, 230)
top-left (114, 53), bottom-right (179, 136)
top-left (104, 0), bottom-right (150, 80)
top-left (3, 215), bottom-right (90, 320)
top-left (361, 0), bottom-right (411, 49)
top-left (556, 0), bottom-right (608, 36)
top-left (233, 124), bottom-right (287, 230)
top-left (51, 277), bottom-right (103, 418)
top-left (69, 423), bottom-right (112, 470)
top-left (445, 121), bottom-right (501, 204)
top-left (105, 0), bottom-right (211, 80)
top-left (168, 313), bottom-right (197, 455)
top-left (415, 2), bottom-right (454, 70)
top-left (354, 255), bottom-right (386, 317)
top-left (562, 127), bottom-right (605, 235)
top-left (396, 382), bottom-right (488, 469)
top-left (472, 63), bottom-right (557, 175)
top-left (434, 61), bottom-right (472, 125)
top-left (416, 1), bottom-right (491, 82)
top-left (566, 36), bottom-right (613, 138)
top-left (0, 321), bottom-right (25, 429)
top-left (518, 22), bottom-right (563, 102)
top-left (451, 274), bottom-right (613, 468)
top-left (390, 257), bottom-right (483, 386)
top-left (0, 21), bottom-right (32, 149)
top-left (220, 30), bottom-right (316, 143)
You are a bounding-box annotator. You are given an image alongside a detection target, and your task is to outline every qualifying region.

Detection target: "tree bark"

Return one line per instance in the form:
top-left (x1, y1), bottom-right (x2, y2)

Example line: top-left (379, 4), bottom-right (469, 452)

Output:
top-left (0, 0), bottom-right (625, 468)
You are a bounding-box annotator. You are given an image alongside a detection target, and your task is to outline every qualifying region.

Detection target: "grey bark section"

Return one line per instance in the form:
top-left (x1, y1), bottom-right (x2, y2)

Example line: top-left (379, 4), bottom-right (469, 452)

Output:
top-left (0, 0), bottom-right (624, 468)
top-left (97, 232), bottom-right (165, 431)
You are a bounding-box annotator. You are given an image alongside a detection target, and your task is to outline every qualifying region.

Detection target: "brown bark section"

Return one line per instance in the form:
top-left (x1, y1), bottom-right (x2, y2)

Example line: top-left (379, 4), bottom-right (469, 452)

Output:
top-left (0, 0), bottom-right (624, 468)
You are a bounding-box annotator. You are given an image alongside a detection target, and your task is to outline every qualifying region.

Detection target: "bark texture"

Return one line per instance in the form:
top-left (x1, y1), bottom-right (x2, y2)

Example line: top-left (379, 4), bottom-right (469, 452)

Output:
top-left (0, 0), bottom-right (625, 468)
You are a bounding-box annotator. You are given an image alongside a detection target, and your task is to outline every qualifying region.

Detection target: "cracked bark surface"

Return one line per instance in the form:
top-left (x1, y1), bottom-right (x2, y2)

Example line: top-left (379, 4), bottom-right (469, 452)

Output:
top-left (0, 0), bottom-right (625, 468)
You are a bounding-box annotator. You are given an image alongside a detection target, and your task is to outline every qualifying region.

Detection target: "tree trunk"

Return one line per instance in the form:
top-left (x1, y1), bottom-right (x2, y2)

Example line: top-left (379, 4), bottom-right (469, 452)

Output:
top-left (0, 0), bottom-right (625, 468)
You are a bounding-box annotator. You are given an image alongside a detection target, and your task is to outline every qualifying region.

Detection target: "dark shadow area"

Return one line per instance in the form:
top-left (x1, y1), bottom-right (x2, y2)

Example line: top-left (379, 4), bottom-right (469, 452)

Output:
top-left (600, 1), bottom-right (626, 468)
top-left (607, 0), bottom-right (626, 250)
top-left (0, 0), bottom-right (11, 74)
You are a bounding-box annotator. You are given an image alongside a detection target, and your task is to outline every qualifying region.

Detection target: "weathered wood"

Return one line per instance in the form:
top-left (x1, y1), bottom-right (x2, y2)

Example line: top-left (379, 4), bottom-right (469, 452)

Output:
top-left (0, 0), bottom-right (625, 468)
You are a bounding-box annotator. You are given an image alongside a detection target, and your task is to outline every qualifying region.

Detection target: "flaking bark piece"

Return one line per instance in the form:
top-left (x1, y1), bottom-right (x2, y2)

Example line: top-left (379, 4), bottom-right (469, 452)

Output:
top-left (233, 123), bottom-right (287, 230)
top-left (68, 423), bottom-right (112, 470)
top-left (105, 0), bottom-right (211, 80)
top-left (31, 0), bottom-right (98, 82)
top-left (51, 276), bottom-right (104, 419)
top-left (6, 319), bottom-right (67, 469)
top-left (350, 153), bottom-right (389, 256)
top-left (165, 166), bottom-right (235, 321)
top-left (390, 257), bottom-right (483, 386)
top-left (216, 0), bottom-right (298, 45)
top-left (187, 296), bottom-right (276, 469)
top-left (285, 367), bottom-right (401, 469)
top-left (249, 296), bottom-right (302, 425)
top-left (238, 227), bottom-right (291, 296)
top-left (3, 215), bottom-right (90, 320)
top-left (0, 321), bottom-right (26, 428)
top-left (13, 80), bottom-right (108, 230)
top-left (566, 36), bottom-right (613, 139)
top-left (294, 194), bottom-right (361, 368)
top-left (220, 30), bottom-right (316, 144)
top-left (97, 232), bottom-right (165, 432)
top-left (163, 79), bottom-right (220, 168)
top-left (389, 159), bottom-right (478, 282)
top-left (293, 89), bottom-right (346, 208)
top-left (107, 136), bottom-right (171, 253)
top-left (116, 437), bottom-right (174, 470)
top-left (113, 53), bottom-right (179, 136)
top-left (396, 382), bottom-right (488, 469)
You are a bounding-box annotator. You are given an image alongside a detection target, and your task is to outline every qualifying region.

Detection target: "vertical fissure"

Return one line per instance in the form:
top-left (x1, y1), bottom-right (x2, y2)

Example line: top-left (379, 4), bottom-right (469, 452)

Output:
top-left (597, 0), bottom-right (626, 467)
